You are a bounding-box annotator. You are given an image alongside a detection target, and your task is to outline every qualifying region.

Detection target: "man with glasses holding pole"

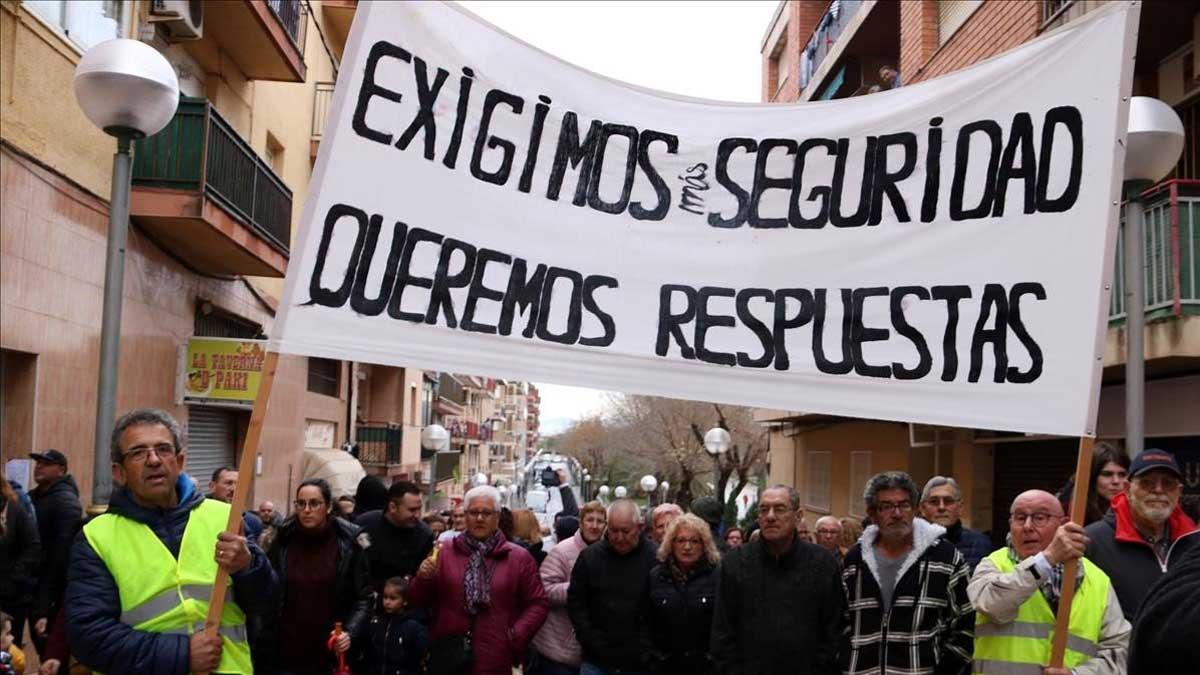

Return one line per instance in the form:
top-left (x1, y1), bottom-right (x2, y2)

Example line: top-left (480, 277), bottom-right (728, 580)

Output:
top-left (65, 408), bottom-right (276, 675)
top-left (1083, 449), bottom-right (1198, 621)
top-left (969, 489), bottom-right (1129, 675)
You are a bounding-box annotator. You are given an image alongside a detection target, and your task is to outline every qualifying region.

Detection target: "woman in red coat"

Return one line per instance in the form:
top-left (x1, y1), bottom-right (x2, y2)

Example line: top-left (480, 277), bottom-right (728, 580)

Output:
top-left (411, 485), bottom-right (549, 675)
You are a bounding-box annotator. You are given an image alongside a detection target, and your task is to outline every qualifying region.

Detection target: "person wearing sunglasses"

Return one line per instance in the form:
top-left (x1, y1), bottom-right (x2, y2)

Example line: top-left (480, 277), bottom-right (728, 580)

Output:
top-left (645, 513), bottom-right (721, 675)
top-left (260, 478), bottom-right (371, 675)
top-left (1084, 448), bottom-right (1198, 621)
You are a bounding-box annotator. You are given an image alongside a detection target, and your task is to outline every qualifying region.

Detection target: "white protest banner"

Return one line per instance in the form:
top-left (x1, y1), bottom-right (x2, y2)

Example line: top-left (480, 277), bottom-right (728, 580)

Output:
top-left (270, 1), bottom-right (1138, 436)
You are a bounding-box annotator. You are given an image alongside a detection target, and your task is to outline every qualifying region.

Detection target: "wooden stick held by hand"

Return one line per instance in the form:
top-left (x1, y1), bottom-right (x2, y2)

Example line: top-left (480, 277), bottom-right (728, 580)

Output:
top-left (1048, 436), bottom-right (1094, 668)
top-left (199, 351), bottom-right (279, 668)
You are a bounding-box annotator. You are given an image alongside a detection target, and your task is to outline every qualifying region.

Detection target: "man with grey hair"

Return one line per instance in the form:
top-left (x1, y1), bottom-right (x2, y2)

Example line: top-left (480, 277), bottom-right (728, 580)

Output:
top-left (814, 515), bottom-right (844, 562)
top-left (568, 499), bottom-right (657, 674)
top-left (840, 471), bottom-right (974, 675)
top-left (712, 484), bottom-right (844, 673)
top-left (920, 475), bottom-right (992, 571)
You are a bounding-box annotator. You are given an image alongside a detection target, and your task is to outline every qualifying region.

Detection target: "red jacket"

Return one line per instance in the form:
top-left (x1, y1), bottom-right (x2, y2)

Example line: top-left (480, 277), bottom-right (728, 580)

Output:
top-left (408, 531), bottom-right (549, 675)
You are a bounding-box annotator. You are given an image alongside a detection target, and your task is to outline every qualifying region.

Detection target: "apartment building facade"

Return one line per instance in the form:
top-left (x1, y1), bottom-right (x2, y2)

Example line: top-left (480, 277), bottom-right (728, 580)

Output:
top-left (757, 0), bottom-right (1200, 539)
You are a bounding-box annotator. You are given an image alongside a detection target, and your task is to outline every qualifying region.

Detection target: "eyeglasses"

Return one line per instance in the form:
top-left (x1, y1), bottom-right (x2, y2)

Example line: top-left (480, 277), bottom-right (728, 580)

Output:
top-left (875, 501), bottom-right (912, 514)
top-left (674, 537), bottom-right (702, 548)
top-left (294, 499), bottom-right (326, 511)
top-left (1134, 475), bottom-right (1181, 491)
top-left (122, 443), bottom-right (178, 464)
top-left (923, 497), bottom-right (959, 507)
top-left (1010, 512), bottom-right (1057, 526)
top-left (466, 509), bottom-right (496, 520)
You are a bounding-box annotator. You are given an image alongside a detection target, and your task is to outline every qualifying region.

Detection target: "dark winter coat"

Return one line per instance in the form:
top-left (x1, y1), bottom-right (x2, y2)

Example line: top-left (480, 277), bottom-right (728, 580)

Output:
top-left (711, 536), bottom-right (844, 675)
top-left (0, 495), bottom-right (41, 605)
top-left (568, 536), bottom-right (658, 670)
top-left (360, 609), bottom-right (428, 675)
top-left (1128, 530), bottom-right (1200, 674)
top-left (1084, 492), bottom-right (1199, 620)
top-left (407, 531), bottom-right (549, 675)
top-left (645, 561), bottom-right (719, 675)
top-left (260, 515), bottom-right (372, 672)
top-left (357, 510), bottom-right (436, 587)
top-left (943, 520), bottom-right (992, 572)
top-left (839, 519), bottom-right (974, 675)
top-left (29, 474), bottom-right (82, 618)
top-left (65, 474), bottom-right (276, 675)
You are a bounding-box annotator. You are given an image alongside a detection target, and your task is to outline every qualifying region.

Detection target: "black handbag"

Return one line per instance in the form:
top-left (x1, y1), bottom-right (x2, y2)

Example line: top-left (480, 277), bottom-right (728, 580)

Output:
top-left (426, 615), bottom-right (475, 675)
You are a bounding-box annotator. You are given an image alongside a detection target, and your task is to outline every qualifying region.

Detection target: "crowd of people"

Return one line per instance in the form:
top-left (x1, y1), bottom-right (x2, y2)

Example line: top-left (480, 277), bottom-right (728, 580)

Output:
top-left (1, 409), bottom-right (1197, 675)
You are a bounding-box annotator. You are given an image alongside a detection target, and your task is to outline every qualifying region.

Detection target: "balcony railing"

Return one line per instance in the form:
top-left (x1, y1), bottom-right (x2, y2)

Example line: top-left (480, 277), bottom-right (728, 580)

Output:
top-left (799, 0), bottom-right (866, 92)
top-left (132, 97), bottom-right (292, 253)
top-left (266, 0), bottom-right (305, 49)
top-left (1109, 179), bottom-right (1200, 323)
top-left (357, 422), bottom-right (402, 466)
top-left (312, 81), bottom-right (335, 139)
top-left (439, 373), bottom-right (467, 406)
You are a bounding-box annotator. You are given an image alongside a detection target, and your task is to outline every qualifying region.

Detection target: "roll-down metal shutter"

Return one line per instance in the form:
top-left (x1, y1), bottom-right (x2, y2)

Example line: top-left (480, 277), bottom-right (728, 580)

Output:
top-left (186, 406), bottom-right (236, 489)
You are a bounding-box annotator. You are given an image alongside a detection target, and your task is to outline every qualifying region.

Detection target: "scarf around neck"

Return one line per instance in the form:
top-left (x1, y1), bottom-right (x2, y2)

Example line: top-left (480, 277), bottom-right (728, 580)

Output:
top-left (462, 530), bottom-right (503, 615)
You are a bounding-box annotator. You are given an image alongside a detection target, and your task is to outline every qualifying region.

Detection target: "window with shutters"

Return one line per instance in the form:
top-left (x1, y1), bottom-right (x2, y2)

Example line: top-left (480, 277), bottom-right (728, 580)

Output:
top-left (307, 357), bottom-right (340, 397)
top-left (849, 451), bottom-right (872, 517)
top-left (938, 0), bottom-right (983, 47)
top-left (806, 450), bottom-right (832, 512)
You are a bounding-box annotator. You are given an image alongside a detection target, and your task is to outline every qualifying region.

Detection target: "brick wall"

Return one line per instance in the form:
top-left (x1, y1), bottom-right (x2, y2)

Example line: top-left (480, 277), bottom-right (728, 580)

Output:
top-left (762, 0), bottom-right (832, 103)
top-left (904, 0), bottom-right (1040, 85)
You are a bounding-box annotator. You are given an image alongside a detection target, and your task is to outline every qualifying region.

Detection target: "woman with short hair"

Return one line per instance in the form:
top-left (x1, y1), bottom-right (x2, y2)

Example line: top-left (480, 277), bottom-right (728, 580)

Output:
top-left (646, 513), bottom-right (721, 674)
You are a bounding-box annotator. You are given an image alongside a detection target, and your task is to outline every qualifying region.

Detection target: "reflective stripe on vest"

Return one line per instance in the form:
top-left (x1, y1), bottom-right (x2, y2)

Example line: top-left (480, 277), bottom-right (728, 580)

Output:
top-left (84, 498), bottom-right (253, 674)
top-left (973, 548), bottom-right (1108, 674)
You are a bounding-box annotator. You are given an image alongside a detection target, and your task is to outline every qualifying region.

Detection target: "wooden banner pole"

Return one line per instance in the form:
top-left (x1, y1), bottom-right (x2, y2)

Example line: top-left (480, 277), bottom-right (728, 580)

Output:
top-left (1048, 435), bottom-right (1095, 668)
top-left (202, 350), bottom-right (280, 641)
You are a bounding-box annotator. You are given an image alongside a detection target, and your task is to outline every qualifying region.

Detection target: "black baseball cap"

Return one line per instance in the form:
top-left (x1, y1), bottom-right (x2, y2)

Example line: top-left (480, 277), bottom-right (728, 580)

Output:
top-left (30, 449), bottom-right (68, 467)
top-left (1129, 448), bottom-right (1182, 478)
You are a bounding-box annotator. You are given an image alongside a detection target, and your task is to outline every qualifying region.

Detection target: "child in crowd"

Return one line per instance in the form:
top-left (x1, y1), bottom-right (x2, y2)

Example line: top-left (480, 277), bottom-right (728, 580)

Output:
top-left (362, 577), bottom-right (428, 675)
top-left (1, 611), bottom-right (24, 675)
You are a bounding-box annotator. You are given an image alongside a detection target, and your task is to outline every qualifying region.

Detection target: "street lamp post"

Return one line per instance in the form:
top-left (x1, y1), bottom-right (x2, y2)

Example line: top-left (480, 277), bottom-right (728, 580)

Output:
top-left (1121, 97), bottom-right (1184, 458)
top-left (73, 39), bottom-right (179, 511)
top-left (640, 474), bottom-right (659, 507)
top-left (598, 485), bottom-right (610, 504)
top-left (704, 427), bottom-right (731, 500)
top-left (661, 481), bottom-right (670, 503)
top-left (614, 486), bottom-right (628, 500)
top-left (421, 423), bottom-right (450, 505)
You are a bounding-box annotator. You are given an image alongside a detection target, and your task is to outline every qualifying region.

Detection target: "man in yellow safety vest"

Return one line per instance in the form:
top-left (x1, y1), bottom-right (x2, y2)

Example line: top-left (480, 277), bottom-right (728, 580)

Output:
top-left (968, 490), bottom-right (1129, 675)
top-left (65, 408), bottom-right (276, 674)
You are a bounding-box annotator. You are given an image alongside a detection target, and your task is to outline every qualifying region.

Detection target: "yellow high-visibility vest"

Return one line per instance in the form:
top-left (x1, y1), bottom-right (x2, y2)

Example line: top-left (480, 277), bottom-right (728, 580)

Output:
top-left (973, 548), bottom-right (1108, 675)
top-left (83, 498), bottom-right (253, 674)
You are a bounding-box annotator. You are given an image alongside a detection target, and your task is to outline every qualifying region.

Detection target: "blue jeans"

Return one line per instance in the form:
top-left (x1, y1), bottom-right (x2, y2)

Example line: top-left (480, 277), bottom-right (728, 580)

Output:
top-left (581, 662), bottom-right (645, 675)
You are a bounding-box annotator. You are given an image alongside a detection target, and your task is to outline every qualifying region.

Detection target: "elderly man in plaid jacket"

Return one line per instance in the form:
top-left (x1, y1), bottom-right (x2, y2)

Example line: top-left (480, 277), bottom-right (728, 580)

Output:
top-left (840, 472), bottom-right (974, 675)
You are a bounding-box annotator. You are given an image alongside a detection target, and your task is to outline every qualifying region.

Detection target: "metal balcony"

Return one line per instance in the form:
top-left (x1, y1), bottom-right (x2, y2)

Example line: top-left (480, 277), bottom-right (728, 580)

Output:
top-left (130, 97), bottom-right (291, 277)
top-left (356, 422), bottom-right (402, 466)
top-left (1110, 180), bottom-right (1200, 323)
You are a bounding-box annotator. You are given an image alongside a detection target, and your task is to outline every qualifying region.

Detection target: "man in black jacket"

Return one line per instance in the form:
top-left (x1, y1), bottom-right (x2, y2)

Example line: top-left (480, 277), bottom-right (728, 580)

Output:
top-left (711, 485), bottom-right (844, 675)
top-left (357, 481), bottom-right (435, 586)
top-left (568, 499), bottom-right (657, 675)
top-left (27, 449), bottom-right (82, 655)
top-left (1128, 529), bottom-right (1200, 674)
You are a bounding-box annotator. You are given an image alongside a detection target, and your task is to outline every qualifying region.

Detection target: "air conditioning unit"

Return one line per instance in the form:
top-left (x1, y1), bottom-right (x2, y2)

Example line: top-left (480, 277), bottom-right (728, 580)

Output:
top-left (149, 0), bottom-right (203, 41)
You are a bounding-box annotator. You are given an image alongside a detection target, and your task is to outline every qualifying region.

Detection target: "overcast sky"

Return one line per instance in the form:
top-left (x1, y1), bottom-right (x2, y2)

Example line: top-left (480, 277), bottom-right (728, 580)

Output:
top-left (455, 1), bottom-right (779, 433)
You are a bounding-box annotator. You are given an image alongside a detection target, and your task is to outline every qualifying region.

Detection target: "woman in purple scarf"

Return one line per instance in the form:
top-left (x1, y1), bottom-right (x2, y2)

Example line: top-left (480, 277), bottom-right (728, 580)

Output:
top-left (410, 485), bottom-right (549, 675)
